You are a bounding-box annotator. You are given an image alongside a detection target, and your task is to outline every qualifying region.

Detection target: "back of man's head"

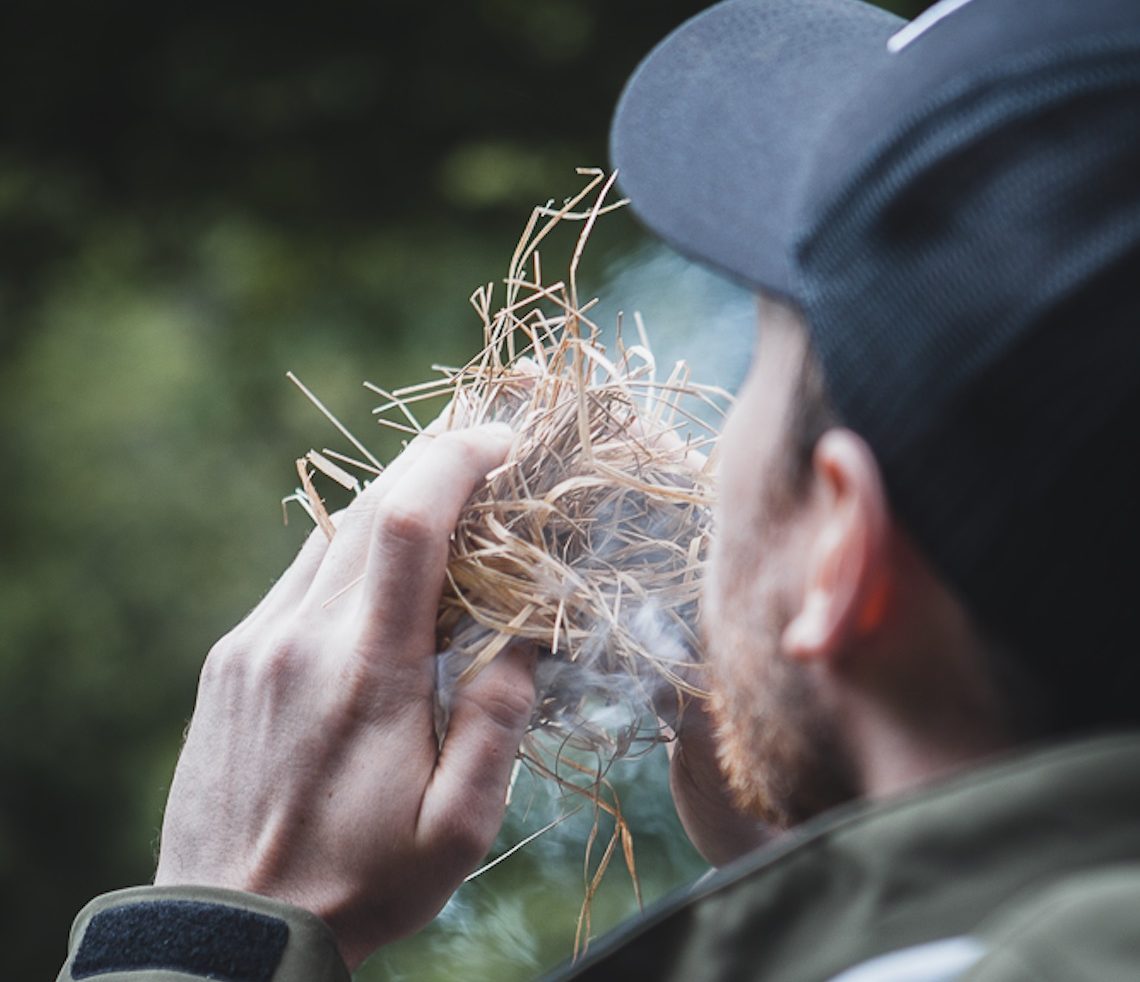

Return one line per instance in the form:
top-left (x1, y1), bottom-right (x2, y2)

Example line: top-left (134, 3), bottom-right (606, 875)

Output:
top-left (610, 0), bottom-right (1140, 736)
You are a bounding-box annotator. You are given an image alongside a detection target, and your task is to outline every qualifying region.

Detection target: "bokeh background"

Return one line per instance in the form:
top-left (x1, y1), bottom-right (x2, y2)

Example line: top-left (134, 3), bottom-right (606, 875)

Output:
top-left (1, 1), bottom-right (927, 977)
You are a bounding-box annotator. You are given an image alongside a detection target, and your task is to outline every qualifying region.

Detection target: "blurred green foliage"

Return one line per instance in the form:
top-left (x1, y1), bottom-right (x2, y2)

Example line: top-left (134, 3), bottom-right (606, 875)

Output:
top-left (0, 0), bottom-right (929, 977)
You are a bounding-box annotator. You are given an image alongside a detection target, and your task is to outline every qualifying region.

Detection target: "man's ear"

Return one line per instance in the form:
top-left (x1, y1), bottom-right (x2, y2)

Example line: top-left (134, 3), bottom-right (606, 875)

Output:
top-left (782, 428), bottom-right (892, 663)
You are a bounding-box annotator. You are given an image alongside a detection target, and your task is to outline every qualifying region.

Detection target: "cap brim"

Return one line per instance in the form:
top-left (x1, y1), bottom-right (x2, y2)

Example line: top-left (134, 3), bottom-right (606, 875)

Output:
top-left (610, 0), bottom-right (904, 298)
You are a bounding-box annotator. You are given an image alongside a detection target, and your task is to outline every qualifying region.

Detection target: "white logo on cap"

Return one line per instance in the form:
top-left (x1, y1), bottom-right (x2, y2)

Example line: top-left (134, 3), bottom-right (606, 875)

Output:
top-left (888, 0), bottom-right (978, 53)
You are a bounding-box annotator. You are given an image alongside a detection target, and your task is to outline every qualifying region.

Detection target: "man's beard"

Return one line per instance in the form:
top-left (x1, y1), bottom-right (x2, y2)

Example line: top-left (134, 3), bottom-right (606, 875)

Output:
top-left (707, 601), bottom-right (860, 830)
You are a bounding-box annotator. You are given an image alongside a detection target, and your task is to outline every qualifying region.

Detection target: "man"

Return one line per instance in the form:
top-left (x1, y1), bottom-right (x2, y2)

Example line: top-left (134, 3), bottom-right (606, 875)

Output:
top-left (58, 0), bottom-right (1140, 979)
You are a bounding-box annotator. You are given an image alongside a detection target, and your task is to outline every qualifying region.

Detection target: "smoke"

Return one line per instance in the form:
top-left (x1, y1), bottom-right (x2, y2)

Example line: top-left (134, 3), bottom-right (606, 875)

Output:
top-left (434, 239), bottom-right (754, 846)
top-left (388, 243), bottom-right (755, 973)
top-left (286, 237), bottom-right (754, 973)
top-left (434, 497), bottom-right (710, 765)
top-left (434, 240), bottom-right (755, 739)
top-left (590, 241), bottom-right (756, 402)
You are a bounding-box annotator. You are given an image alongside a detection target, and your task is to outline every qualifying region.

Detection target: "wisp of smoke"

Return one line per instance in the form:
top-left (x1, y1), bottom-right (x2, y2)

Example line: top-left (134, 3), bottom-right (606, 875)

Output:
top-left (286, 169), bottom-right (737, 954)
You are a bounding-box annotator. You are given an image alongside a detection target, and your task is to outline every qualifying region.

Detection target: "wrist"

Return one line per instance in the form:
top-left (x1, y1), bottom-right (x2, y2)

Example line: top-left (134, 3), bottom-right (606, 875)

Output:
top-left (58, 885), bottom-right (351, 982)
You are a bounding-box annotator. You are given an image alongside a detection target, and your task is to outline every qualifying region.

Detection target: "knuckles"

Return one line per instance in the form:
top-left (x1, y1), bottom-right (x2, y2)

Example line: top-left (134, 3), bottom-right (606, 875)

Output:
top-left (253, 635), bottom-right (307, 691)
top-left (199, 620), bottom-right (317, 699)
top-left (372, 429), bottom-right (501, 550)
top-left (471, 675), bottom-right (535, 736)
top-left (427, 429), bottom-right (497, 486)
top-left (430, 808), bottom-right (496, 873)
top-left (374, 502), bottom-right (440, 549)
top-left (199, 634), bottom-right (246, 691)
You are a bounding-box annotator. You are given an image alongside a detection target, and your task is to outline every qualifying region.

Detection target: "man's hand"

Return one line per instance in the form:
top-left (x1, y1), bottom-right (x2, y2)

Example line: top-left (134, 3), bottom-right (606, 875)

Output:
top-left (154, 423), bottom-right (536, 970)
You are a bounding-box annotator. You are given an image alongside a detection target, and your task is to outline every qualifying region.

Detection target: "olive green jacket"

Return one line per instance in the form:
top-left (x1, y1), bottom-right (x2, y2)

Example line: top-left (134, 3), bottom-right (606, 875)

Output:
top-left (59, 733), bottom-right (1140, 981)
top-left (560, 732), bottom-right (1140, 981)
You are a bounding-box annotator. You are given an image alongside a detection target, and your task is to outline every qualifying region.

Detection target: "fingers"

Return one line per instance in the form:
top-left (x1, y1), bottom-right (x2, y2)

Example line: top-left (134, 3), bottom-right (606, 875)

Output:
top-left (631, 416), bottom-right (708, 471)
top-left (418, 643), bottom-right (537, 866)
top-left (358, 424), bottom-right (513, 663)
top-left (302, 412), bottom-right (468, 607)
top-left (243, 524), bottom-right (333, 623)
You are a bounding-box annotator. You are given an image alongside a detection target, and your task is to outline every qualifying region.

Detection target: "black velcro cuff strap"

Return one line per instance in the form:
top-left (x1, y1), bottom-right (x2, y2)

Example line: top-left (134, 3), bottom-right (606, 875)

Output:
top-left (61, 886), bottom-right (352, 982)
top-left (72, 900), bottom-right (288, 982)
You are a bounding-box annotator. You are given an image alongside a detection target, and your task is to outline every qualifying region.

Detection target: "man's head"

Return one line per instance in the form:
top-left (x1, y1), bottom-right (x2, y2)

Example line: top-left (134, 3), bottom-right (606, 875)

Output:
top-left (611, 0), bottom-right (1140, 823)
top-left (704, 297), bottom-right (862, 827)
top-left (706, 296), bottom-right (1013, 827)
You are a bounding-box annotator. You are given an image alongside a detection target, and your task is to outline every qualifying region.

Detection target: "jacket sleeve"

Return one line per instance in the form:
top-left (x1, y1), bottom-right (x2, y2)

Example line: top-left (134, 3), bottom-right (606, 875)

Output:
top-left (56, 885), bottom-right (352, 982)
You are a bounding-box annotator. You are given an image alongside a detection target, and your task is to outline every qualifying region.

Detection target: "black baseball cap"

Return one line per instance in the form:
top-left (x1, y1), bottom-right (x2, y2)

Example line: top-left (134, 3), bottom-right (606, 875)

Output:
top-left (611, 0), bottom-right (1140, 731)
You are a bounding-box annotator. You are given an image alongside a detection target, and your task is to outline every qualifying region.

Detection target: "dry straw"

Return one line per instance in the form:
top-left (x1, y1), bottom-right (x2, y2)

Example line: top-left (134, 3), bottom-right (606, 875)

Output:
top-left (287, 168), bottom-right (730, 953)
